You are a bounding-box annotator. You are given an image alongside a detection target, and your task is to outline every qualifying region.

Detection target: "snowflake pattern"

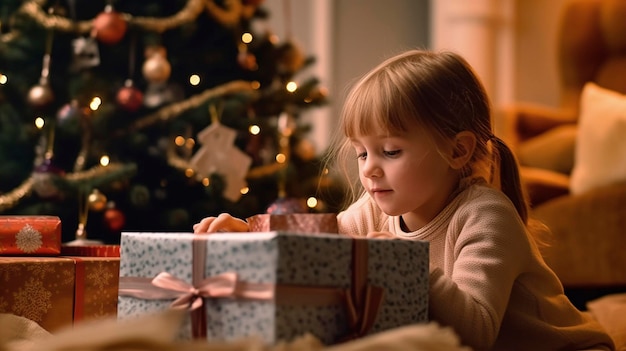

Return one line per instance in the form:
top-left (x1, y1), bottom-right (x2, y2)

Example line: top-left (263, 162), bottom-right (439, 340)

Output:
top-left (86, 262), bottom-right (116, 316)
top-left (15, 224), bottom-right (43, 253)
top-left (12, 277), bottom-right (53, 323)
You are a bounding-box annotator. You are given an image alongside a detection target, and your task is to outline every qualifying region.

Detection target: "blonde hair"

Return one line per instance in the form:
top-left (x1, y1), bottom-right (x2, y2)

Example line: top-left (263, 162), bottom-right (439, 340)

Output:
top-left (325, 50), bottom-right (530, 224)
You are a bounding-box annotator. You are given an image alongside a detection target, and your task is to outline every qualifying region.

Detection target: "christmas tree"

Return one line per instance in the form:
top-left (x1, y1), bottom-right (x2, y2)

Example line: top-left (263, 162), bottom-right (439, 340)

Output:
top-left (0, 0), bottom-right (343, 244)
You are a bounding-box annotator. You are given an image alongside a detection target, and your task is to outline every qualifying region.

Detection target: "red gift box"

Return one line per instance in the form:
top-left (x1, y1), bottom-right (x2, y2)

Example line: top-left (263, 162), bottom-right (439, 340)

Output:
top-left (0, 216), bottom-right (62, 256)
top-left (0, 256), bottom-right (120, 332)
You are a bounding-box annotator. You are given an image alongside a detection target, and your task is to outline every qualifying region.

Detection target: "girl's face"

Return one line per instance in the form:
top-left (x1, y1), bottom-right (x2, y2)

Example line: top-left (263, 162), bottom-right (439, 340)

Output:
top-left (351, 126), bottom-right (460, 231)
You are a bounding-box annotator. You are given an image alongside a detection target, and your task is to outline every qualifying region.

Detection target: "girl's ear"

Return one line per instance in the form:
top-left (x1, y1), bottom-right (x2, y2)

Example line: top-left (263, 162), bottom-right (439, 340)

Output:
top-left (450, 131), bottom-right (476, 169)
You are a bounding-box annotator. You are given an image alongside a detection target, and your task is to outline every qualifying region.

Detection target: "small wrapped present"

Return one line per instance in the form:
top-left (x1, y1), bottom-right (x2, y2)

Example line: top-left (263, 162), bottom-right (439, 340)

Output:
top-left (247, 213), bottom-right (338, 234)
top-left (0, 256), bottom-right (120, 332)
top-left (118, 231), bottom-right (429, 345)
top-left (0, 216), bottom-right (62, 255)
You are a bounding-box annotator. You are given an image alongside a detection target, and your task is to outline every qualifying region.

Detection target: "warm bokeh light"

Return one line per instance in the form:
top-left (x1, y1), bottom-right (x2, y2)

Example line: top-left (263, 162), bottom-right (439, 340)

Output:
top-left (189, 74), bottom-right (200, 85)
top-left (276, 153), bottom-right (286, 163)
top-left (251, 81), bottom-right (261, 89)
top-left (307, 197), bottom-right (318, 208)
top-left (186, 138), bottom-right (195, 149)
top-left (0, 74), bottom-right (7, 84)
top-left (34, 117), bottom-right (45, 129)
top-left (202, 177), bottom-right (210, 186)
top-left (90, 97), bottom-right (102, 110)
top-left (286, 81), bottom-right (297, 92)
top-left (240, 187), bottom-right (249, 195)
top-left (100, 155), bottom-right (110, 166)
top-left (174, 136), bottom-right (185, 146)
top-left (241, 32), bottom-right (253, 44)
top-left (249, 125), bottom-right (260, 135)
top-left (184, 168), bottom-right (194, 178)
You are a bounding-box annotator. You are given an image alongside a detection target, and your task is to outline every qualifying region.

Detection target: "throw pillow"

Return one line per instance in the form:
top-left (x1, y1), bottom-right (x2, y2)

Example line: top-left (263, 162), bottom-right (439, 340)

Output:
top-left (570, 82), bottom-right (626, 195)
top-left (518, 124), bottom-right (577, 175)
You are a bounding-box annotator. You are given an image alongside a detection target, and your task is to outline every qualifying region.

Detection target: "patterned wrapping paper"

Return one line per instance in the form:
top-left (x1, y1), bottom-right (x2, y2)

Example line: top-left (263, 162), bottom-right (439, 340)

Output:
top-left (117, 231), bottom-right (429, 345)
top-left (247, 213), bottom-right (339, 234)
top-left (66, 256), bottom-right (120, 323)
top-left (0, 256), bottom-right (120, 332)
top-left (0, 257), bottom-right (75, 331)
top-left (0, 216), bottom-right (62, 255)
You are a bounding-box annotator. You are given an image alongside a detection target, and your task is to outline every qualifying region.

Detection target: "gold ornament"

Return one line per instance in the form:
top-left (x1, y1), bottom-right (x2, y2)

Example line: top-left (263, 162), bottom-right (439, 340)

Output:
top-left (87, 188), bottom-right (107, 211)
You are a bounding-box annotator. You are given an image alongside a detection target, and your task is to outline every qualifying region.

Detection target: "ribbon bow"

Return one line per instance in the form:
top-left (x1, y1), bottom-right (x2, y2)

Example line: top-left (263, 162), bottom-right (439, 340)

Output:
top-left (151, 271), bottom-right (238, 310)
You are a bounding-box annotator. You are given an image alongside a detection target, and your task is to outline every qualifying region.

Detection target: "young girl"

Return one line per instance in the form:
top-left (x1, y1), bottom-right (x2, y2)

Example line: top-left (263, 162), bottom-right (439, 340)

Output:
top-left (194, 50), bottom-right (614, 351)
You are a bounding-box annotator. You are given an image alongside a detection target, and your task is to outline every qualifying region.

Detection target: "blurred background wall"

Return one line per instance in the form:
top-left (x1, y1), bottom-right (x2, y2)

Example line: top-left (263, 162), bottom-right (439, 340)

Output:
top-left (264, 0), bottom-right (567, 150)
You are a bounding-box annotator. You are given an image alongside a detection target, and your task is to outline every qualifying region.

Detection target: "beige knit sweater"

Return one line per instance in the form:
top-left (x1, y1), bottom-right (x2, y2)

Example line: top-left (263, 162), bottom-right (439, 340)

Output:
top-left (337, 183), bottom-right (614, 351)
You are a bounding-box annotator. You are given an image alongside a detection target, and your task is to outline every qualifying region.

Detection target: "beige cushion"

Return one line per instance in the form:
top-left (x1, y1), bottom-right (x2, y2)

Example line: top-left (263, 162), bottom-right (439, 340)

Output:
top-left (518, 124), bottom-right (577, 175)
top-left (570, 82), bottom-right (626, 194)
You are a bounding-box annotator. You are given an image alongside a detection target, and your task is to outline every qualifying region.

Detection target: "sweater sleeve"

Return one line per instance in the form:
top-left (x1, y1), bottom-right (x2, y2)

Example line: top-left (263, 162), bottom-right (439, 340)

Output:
top-left (428, 191), bottom-right (530, 350)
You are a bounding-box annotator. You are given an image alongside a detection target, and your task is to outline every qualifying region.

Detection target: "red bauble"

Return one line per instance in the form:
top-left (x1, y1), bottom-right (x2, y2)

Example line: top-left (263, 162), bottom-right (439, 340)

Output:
top-left (104, 207), bottom-right (125, 232)
top-left (92, 6), bottom-right (127, 45)
top-left (237, 51), bottom-right (257, 70)
top-left (116, 82), bottom-right (144, 112)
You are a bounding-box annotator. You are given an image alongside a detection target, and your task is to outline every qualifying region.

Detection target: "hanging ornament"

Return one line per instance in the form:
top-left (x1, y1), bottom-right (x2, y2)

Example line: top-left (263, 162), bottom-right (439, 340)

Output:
top-left (56, 99), bottom-right (82, 127)
top-left (142, 45), bottom-right (171, 84)
top-left (143, 82), bottom-right (184, 109)
top-left (237, 43), bottom-right (257, 71)
top-left (92, 4), bottom-right (127, 45)
top-left (103, 204), bottom-right (125, 232)
top-left (116, 34), bottom-right (142, 112)
top-left (67, 0), bottom-right (100, 71)
top-left (32, 158), bottom-right (65, 199)
top-left (70, 36), bottom-right (101, 71)
top-left (27, 6), bottom-right (57, 110)
top-left (65, 187), bottom-right (103, 246)
top-left (32, 122), bottom-right (64, 199)
top-left (266, 197), bottom-right (308, 214)
top-left (277, 40), bottom-right (305, 75)
top-left (87, 188), bottom-right (107, 212)
top-left (27, 81), bottom-right (55, 109)
top-left (116, 79), bottom-right (144, 112)
top-left (188, 103), bottom-right (252, 202)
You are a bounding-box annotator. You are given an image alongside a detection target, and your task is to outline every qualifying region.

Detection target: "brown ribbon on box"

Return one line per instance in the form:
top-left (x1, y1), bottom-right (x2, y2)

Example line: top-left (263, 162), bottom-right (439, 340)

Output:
top-left (118, 237), bottom-right (383, 340)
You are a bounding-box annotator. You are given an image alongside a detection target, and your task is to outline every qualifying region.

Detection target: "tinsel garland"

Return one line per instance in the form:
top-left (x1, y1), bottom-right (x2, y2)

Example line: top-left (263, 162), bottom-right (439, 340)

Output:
top-left (0, 163), bottom-right (136, 211)
top-left (114, 80), bottom-right (258, 137)
top-left (5, 0), bottom-right (251, 40)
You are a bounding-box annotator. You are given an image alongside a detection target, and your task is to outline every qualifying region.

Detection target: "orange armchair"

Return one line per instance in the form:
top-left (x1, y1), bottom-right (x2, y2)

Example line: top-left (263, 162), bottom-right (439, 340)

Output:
top-left (501, 0), bottom-right (626, 290)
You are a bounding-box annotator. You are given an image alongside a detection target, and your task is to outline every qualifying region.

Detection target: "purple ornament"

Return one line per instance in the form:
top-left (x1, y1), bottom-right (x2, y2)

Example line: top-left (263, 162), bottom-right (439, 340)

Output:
top-left (32, 159), bottom-right (65, 199)
top-left (266, 197), bottom-right (308, 214)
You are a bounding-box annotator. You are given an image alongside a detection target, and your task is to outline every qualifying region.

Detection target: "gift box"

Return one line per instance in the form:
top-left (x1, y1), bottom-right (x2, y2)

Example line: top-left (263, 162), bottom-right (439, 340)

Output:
top-left (247, 213), bottom-right (338, 234)
top-left (0, 256), bottom-right (120, 332)
top-left (0, 216), bottom-right (61, 255)
top-left (118, 232), bottom-right (429, 345)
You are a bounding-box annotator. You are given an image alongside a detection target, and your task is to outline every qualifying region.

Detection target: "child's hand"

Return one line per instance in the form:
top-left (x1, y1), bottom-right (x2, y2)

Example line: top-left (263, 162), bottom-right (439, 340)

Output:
top-left (193, 213), bottom-right (249, 234)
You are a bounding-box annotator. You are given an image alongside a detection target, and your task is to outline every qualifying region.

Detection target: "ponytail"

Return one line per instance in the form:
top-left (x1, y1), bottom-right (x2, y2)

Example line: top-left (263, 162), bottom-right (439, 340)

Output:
top-left (490, 136), bottom-right (529, 224)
